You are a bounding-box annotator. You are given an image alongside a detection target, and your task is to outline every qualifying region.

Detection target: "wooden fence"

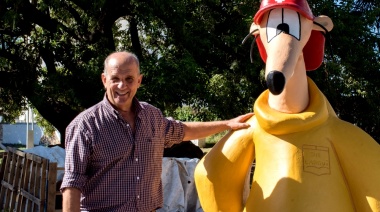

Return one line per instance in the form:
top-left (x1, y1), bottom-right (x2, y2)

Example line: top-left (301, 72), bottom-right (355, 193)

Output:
top-left (0, 147), bottom-right (58, 212)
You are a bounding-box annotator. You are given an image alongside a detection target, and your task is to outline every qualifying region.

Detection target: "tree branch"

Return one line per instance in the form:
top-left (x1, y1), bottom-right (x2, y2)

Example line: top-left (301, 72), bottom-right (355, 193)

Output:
top-left (38, 46), bottom-right (57, 75)
top-left (128, 16), bottom-right (143, 61)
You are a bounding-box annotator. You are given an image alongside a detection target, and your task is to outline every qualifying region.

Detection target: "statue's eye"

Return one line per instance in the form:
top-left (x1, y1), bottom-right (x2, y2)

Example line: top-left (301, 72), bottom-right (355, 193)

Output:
top-left (266, 8), bottom-right (301, 43)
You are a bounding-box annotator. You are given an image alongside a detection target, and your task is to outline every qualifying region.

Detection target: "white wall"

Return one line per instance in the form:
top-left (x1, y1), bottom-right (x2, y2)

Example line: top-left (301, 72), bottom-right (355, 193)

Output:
top-left (1, 123), bottom-right (42, 145)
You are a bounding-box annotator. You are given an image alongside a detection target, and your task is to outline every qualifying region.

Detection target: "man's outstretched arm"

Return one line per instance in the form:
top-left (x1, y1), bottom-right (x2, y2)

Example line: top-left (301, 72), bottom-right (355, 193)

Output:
top-left (182, 113), bottom-right (253, 141)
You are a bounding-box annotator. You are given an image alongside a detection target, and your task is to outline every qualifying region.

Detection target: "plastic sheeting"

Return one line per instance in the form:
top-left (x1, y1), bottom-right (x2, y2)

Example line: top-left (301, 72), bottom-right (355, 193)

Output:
top-left (23, 145), bottom-right (66, 182)
top-left (158, 157), bottom-right (204, 212)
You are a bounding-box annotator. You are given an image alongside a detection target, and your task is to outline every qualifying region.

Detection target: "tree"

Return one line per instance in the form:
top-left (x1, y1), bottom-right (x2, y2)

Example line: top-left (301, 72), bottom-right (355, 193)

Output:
top-left (0, 0), bottom-right (379, 148)
top-left (308, 0), bottom-right (380, 141)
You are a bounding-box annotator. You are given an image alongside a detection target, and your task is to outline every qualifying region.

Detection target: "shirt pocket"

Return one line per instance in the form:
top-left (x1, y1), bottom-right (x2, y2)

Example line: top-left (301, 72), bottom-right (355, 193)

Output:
top-left (91, 133), bottom-right (134, 166)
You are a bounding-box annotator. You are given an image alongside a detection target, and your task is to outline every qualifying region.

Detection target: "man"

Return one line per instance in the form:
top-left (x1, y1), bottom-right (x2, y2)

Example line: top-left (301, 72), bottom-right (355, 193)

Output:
top-left (60, 51), bottom-right (253, 212)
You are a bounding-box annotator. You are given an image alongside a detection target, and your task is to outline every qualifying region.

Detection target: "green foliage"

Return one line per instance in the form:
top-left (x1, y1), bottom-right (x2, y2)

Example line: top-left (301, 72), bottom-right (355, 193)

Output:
top-left (0, 89), bottom-right (27, 124)
top-left (166, 105), bottom-right (219, 122)
top-left (33, 108), bottom-right (57, 137)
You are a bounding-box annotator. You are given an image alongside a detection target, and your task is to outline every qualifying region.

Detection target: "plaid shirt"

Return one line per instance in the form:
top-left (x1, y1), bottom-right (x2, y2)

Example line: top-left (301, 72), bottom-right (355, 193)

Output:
top-left (60, 96), bottom-right (184, 212)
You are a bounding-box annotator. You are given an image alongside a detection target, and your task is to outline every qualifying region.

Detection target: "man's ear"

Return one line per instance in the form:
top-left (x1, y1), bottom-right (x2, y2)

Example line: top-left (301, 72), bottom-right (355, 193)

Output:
top-left (137, 74), bottom-right (143, 87)
top-left (101, 73), bottom-right (107, 87)
top-left (250, 23), bottom-right (260, 36)
top-left (313, 15), bottom-right (334, 32)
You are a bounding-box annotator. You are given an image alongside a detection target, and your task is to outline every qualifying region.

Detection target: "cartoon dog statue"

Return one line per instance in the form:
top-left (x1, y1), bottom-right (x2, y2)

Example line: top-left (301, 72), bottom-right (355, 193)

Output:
top-left (194, 0), bottom-right (380, 211)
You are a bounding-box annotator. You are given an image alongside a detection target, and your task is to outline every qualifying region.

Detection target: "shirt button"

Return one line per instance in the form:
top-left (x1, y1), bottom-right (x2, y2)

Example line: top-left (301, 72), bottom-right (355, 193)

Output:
top-left (135, 158), bottom-right (138, 162)
top-left (137, 176), bottom-right (140, 180)
top-left (137, 195), bottom-right (140, 199)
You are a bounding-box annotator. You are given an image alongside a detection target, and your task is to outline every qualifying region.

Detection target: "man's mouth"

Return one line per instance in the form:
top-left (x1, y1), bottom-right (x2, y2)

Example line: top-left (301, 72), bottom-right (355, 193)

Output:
top-left (116, 91), bottom-right (129, 97)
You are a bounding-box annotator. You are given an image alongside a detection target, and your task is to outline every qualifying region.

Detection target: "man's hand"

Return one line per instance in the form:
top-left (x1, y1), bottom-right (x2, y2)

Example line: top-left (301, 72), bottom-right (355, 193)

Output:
top-left (227, 112), bottom-right (254, 130)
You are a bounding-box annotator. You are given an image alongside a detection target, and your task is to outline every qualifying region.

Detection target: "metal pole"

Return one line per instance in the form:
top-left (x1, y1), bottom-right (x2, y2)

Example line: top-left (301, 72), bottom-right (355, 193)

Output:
top-left (26, 108), bottom-right (29, 142)
top-left (26, 106), bottom-right (34, 148)
top-left (31, 107), bottom-right (34, 130)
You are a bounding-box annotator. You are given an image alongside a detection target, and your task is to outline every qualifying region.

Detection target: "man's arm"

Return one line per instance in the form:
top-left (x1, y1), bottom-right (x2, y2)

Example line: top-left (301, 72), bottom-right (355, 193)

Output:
top-left (182, 113), bottom-right (253, 141)
top-left (62, 187), bottom-right (81, 212)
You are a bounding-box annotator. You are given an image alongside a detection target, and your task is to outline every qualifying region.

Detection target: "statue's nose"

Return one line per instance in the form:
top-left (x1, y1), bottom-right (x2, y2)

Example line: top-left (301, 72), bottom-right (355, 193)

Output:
top-left (266, 70), bottom-right (285, 95)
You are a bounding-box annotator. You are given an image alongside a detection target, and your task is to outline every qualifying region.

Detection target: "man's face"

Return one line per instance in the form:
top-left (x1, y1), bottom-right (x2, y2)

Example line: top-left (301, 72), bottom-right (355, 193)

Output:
top-left (101, 56), bottom-right (142, 111)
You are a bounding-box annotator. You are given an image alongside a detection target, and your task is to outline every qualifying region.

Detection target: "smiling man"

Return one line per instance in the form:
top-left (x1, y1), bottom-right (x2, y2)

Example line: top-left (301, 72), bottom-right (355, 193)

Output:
top-left (60, 51), bottom-right (253, 212)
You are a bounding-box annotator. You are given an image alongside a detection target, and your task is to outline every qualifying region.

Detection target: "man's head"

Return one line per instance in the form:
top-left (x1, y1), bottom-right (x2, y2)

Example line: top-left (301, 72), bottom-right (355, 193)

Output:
top-left (101, 51), bottom-right (142, 112)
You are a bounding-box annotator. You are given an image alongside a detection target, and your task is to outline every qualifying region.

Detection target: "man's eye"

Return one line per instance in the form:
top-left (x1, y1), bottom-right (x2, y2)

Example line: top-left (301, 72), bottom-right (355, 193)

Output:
top-left (111, 78), bottom-right (119, 83)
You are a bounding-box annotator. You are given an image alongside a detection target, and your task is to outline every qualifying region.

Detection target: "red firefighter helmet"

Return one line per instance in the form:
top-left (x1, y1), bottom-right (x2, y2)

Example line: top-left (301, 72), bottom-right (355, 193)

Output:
top-left (253, 0), bottom-right (326, 71)
top-left (254, 0), bottom-right (314, 24)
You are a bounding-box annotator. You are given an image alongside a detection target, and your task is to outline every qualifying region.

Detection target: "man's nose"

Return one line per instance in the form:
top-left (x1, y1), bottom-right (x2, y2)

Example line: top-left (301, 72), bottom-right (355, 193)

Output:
top-left (117, 80), bottom-right (127, 88)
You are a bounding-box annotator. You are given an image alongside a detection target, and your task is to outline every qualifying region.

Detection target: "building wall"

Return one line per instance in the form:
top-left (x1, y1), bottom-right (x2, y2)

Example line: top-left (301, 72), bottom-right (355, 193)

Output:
top-left (0, 124), bottom-right (3, 143)
top-left (1, 123), bottom-right (42, 145)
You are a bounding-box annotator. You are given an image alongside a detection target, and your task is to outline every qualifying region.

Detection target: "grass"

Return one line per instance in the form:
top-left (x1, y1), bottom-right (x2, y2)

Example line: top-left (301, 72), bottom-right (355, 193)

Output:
top-left (1, 143), bottom-right (26, 149)
top-left (0, 143), bottom-right (27, 164)
top-left (204, 130), bottom-right (229, 148)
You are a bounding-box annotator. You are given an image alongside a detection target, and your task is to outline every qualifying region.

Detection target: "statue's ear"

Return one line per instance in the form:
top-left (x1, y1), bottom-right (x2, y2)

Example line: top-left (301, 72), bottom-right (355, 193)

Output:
top-left (250, 22), bottom-right (260, 35)
top-left (313, 15), bottom-right (334, 32)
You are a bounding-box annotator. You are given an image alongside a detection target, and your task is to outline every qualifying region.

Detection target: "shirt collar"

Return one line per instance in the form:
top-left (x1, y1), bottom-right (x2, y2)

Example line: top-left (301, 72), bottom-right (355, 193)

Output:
top-left (101, 94), bottom-right (144, 118)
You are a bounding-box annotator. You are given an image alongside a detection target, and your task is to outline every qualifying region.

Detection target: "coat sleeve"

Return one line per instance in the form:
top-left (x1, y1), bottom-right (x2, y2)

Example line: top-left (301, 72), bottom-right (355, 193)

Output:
top-left (194, 116), bottom-right (256, 212)
top-left (330, 118), bottom-right (380, 212)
